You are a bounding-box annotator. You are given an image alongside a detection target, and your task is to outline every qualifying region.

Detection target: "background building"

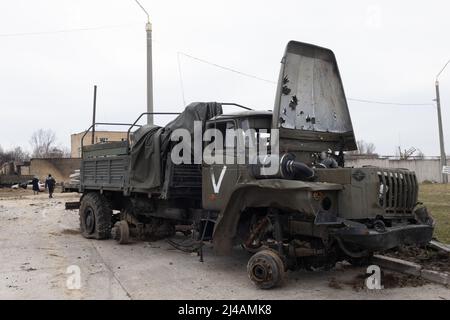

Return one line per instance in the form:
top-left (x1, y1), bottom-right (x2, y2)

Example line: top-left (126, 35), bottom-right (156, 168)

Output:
top-left (71, 131), bottom-right (128, 158)
top-left (29, 158), bottom-right (81, 184)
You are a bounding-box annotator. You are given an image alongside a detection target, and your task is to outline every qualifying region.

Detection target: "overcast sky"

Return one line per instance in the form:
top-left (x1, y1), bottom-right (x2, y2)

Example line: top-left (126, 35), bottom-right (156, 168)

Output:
top-left (0, 0), bottom-right (449, 156)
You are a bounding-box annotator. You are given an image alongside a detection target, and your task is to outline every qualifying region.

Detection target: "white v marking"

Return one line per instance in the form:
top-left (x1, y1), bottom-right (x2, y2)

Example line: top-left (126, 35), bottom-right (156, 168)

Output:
top-left (211, 166), bottom-right (227, 194)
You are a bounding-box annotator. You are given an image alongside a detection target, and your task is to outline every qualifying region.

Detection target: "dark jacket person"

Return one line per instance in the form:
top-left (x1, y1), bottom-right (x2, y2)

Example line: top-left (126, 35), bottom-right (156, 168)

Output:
top-left (45, 174), bottom-right (56, 198)
top-left (31, 177), bottom-right (40, 195)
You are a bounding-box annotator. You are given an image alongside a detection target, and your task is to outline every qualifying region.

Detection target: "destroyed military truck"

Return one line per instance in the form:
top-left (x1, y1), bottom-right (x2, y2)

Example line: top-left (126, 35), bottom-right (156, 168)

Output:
top-left (71, 41), bottom-right (434, 289)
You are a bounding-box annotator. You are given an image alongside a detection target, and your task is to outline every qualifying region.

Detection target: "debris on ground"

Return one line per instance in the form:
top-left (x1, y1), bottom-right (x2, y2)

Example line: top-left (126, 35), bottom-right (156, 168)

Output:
top-left (328, 277), bottom-right (343, 289)
top-left (384, 245), bottom-right (450, 273)
top-left (342, 273), bottom-right (368, 291)
top-left (382, 272), bottom-right (429, 288)
top-left (60, 229), bottom-right (80, 235)
top-left (333, 271), bottom-right (429, 291)
top-left (429, 240), bottom-right (450, 254)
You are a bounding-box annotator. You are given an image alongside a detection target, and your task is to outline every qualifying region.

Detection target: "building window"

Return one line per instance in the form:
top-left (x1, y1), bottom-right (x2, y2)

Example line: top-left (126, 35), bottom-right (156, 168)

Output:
top-left (99, 137), bottom-right (109, 143)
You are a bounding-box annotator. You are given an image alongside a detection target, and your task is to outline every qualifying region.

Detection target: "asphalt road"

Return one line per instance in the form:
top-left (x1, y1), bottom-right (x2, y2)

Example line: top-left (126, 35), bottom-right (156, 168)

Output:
top-left (0, 191), bottom-right (449, 300)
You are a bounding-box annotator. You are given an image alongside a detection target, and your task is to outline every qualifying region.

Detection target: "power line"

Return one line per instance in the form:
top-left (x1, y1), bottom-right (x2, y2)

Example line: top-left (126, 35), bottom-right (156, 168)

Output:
top-left (178, 52), bottom-right (277, 84)
top-left (177, 51), bottom-right (433, 107)
top-left (437, 59), bottom-right (450, 80)
top-left (0, 23), bottom-right (140, 38)
top-left (347, 98), bottom-right (433, 107)
top-left (0, 23), bottom-right (435, 107)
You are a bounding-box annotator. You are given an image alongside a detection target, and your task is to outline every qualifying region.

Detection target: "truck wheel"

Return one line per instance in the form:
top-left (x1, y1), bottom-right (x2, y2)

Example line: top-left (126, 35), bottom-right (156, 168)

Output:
top-left (247, 249), bottom-right (285, 289)
top-left (79, 193), bottom-right (113, 239)
top-left (111, 221), bottom-right (130, 244)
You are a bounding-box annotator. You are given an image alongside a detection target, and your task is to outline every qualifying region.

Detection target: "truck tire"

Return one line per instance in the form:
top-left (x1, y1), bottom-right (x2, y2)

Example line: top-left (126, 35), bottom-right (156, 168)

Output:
top-left (79, 192), bottom-right (113, 240)
top-left (247, 249), bottom-right (285, 289)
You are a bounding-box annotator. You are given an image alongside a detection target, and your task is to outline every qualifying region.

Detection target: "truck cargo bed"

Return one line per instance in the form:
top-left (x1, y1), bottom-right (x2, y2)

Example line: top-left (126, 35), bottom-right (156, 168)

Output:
top-left (81, 155), bottom-right (129, 191)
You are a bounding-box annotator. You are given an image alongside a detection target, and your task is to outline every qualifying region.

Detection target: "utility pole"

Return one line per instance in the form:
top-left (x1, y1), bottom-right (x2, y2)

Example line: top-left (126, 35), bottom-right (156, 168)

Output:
top-left (91, 85), bottom-right (97, 145)
top-left (435, 60), bottom-right (450, 184)
top-left (134, 0), bottom-right (154, 125)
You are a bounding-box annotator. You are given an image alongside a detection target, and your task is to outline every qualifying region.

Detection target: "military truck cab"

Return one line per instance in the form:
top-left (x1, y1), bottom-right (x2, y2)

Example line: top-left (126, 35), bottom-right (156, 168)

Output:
top-left (200, 112), bottom-right (433, 289)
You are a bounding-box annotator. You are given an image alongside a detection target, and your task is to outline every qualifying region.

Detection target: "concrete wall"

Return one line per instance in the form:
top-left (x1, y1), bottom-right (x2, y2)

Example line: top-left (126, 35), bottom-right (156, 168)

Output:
top-left (345, 158), bottom-right (443, 183)
top-left (29, 158), bottom-right (81, 183)
top-left (0, 161), bottom-right (31, 176)
top-left (71, 131), bottom-right (128, 158)
top-left (18, 165), bottom-right (30, 175)
top-left (0, 162), bottom-right (15, 175)
top-left (0, 174), bottom-right (34, 186)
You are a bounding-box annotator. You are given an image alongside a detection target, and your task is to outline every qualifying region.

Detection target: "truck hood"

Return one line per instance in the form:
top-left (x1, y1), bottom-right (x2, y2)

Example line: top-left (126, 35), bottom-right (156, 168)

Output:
top-left (272, 41), bottom-right (357, 152)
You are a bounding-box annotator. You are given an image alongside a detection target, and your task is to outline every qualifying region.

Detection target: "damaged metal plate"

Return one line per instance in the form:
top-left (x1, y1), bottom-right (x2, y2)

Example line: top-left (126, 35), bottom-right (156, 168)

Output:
top-left (272, 41), bottom-right (357, 152)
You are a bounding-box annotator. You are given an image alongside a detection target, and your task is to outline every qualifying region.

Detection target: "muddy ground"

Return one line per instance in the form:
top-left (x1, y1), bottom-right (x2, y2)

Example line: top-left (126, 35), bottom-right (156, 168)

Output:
top-left (0, 188), bottom-right (449, 300)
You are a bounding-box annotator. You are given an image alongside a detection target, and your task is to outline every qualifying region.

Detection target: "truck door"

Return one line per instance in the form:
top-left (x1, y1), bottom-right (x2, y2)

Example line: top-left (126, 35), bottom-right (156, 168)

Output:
top-left (202, 119), bottom-right (239, 211)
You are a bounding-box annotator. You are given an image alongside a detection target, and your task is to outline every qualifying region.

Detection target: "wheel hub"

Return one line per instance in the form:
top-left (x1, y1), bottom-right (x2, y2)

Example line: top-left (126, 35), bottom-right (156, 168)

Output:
top-left (111, 225), bottom-right (121, 240)
top-left (252, 264), bottom-right (269, 281)
top-left (250, 258), bottom-right (273, 283)
top-left (247, 249), bottom-right (285, 289)
top-left (111, 221), bottom-right (130, 244)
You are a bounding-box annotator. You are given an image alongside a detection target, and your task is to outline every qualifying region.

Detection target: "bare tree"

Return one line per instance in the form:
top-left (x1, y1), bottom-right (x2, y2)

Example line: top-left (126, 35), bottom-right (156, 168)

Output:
top-left (45, 146), bottom-right (71, 158)
top-left (0, 146), bottom-right (30, 164)
top-left (30, 129), bottom-right (57, 158)
top-left (416, 149), bottom-right (425, 159)
top-left (10, 146), bottom-right (30, 162)
top-left (0, 145), bottom-right (13, 164)
top-left (59, 146), bottom-right (71, 158)
top-left (365, 142), bottom-right (376, 155)
top-left (356, 140), bottom-right (366, 154)
top-left (349, 140), bottom-right (377, 155)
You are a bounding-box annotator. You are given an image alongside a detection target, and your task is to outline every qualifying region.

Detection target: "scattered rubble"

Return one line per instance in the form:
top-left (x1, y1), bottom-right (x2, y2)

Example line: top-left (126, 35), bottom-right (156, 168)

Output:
top-left (384, 245), bottom-right (450, 273)
top-left (329, 271), bottom-right (429, 291)
top-left (374, 245), bottom-right (450, 286)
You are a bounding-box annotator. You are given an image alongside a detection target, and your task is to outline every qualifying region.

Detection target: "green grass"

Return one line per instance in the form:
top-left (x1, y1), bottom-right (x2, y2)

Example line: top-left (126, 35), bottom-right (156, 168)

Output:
top-left (419, 184), bottom-right (450, 244)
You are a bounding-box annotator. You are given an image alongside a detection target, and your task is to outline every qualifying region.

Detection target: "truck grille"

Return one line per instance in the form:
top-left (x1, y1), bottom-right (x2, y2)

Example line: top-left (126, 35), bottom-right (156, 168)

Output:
top-left (377, 170), bottom-right (418, 214)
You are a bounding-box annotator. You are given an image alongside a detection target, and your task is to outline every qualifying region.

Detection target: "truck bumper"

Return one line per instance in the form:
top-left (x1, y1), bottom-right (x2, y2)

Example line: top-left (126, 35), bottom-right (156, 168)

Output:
top-left (334, 224), bottom-right (434, 251)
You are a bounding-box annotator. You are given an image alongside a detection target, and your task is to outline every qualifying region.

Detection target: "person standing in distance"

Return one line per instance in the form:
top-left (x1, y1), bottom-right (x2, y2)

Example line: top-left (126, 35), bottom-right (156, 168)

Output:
top-left (31, 176), bottom-right (40, 195)
top-left (45, 174), bottom-right (56, 199)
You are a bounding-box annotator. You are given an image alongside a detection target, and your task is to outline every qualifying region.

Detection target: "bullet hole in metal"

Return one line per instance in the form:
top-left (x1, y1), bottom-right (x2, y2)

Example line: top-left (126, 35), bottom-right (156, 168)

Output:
top-left (283, 75), bottom-right (289, 85)
top-left (299, 110), bottom-right (304, 115)
top-left (279, 117), bottom-right (286, 124)
top-left (289, 95), bottom-right (298, 109)
top-left (306, 116), bottom-right (316, 124)
top-left (282, 86), bottom-right (291, 95)
top-left (282, 108), bottom-right (287, 115)
top-left (333, 112), bottom-right (337, 121)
